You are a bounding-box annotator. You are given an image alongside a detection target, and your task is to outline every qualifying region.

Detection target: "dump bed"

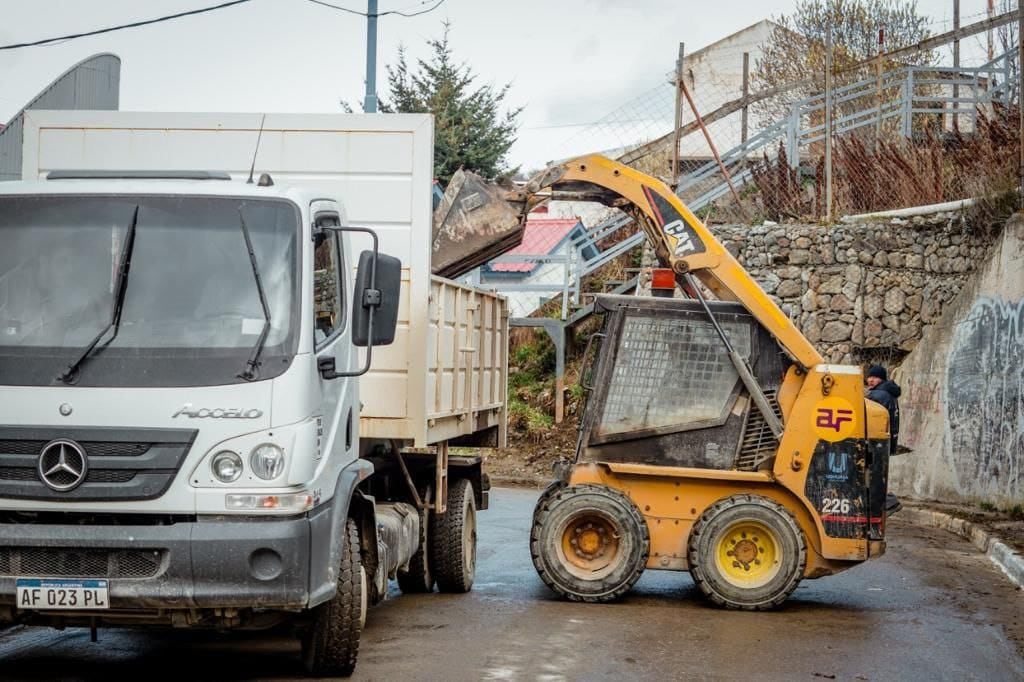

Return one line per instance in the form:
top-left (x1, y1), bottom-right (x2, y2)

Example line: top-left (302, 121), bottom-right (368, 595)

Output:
top-left (21, 110), bottom-right (507, 447)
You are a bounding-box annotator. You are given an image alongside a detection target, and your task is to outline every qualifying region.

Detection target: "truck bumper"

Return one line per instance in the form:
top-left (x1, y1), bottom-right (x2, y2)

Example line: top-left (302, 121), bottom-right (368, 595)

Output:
top-left (0, 515), bottom-right (313, 615)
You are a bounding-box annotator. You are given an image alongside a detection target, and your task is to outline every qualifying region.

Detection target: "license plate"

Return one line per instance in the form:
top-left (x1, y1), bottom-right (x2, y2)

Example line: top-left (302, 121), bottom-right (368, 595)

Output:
top-left (16, 578), bottom-right (110, 610)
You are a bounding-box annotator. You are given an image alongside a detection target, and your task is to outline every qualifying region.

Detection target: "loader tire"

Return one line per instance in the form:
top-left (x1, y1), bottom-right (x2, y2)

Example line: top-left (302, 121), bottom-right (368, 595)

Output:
top-left (301, 518), bottom-right (365, 677)
top-left (531, 484), bottom-right (648, 603)
top-left (398, 485), bottom-right (434, 594)
top-left (430, 478), bottom-right (477, 593)
top-left (688, 494), bottom-right (806, 611)
top-left (532, 479), bottom-right (567, 525)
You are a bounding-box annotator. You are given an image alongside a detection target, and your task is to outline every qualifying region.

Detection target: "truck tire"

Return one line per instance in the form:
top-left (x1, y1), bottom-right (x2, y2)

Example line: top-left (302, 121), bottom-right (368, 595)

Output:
top-left (397, 485), bottom-right (434, 594)
top-left (530, 484), bottom-right (648, 603)
top-left (301, 518), bottom-right (365, 677)
top-left (688, 494), bottom-right (806, 611)
top-left (430, 478), bottom-right (477, 593)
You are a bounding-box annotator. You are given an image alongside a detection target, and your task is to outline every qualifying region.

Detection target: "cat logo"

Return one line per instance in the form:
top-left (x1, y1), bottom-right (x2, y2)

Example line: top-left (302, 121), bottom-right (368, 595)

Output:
top-left (663, 219), bottom-right (698, 256)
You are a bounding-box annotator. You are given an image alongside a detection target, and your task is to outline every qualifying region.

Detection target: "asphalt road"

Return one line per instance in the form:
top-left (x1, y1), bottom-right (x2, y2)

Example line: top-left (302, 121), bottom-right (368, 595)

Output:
top-left (1, 487), bottom-right (1022, 681)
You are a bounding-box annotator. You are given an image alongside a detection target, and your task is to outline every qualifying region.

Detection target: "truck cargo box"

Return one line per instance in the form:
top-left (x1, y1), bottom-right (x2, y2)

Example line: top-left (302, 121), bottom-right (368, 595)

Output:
top-left (21, 110), bottom-right (508, 448)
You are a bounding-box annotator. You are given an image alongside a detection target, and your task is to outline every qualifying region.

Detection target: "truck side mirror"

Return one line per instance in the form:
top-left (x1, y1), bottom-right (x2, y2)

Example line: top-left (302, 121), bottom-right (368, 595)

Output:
top-left (317, 225), bottom-right (402, 380)
top-left (352, 249), bottom-right (401, 347)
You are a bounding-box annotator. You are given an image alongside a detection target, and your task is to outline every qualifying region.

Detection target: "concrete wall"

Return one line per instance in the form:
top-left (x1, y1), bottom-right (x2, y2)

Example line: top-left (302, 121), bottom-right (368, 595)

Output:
top-left (889, 214), bottom-right (1024, 505)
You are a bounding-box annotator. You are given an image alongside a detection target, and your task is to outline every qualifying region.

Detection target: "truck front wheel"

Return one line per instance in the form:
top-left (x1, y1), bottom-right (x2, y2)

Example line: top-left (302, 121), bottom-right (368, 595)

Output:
top-left (430, 477), bottom-right (477, 593)
top-left (301, 517), bottom-right (365, 677)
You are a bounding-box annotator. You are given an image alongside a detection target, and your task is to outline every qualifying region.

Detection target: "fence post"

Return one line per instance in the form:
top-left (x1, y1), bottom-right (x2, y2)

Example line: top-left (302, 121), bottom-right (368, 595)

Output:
top-left (952, 0), bottom-right (960, 132)
top-left (902, 68), bottom-right (914, 138)
top-left (786, 102), bottom-right (800, 169)
top-left (741, 52), bottom-right (750, 145)
top-left (1018, 8), bottom-right (1023, 208)
top-left (671, 43), bottom-right (685, 188)
top-left (825, 23), bottom-right (834, 223)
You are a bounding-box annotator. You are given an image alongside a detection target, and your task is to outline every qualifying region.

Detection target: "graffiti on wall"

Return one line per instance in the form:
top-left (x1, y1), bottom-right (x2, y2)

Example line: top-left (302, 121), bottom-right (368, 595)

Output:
top-left (900, 379), bottom-right (942, 448)
top-left (945, 297), bottom-right (1024, 499)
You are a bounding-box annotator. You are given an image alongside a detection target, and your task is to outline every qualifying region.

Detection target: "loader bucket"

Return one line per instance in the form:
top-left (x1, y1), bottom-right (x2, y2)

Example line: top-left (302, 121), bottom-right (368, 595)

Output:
top-left (431, 169), bottom-right (524, 279)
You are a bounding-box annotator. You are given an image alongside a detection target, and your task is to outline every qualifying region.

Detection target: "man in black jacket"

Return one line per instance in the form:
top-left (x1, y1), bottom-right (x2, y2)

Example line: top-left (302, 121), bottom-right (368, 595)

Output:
top-left (866, 365), bottom-right (902, 515)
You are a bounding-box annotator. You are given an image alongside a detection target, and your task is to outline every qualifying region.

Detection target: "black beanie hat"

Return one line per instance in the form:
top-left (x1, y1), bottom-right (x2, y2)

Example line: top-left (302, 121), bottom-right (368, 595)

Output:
top-left (867, 365), bottom-right (887, 381)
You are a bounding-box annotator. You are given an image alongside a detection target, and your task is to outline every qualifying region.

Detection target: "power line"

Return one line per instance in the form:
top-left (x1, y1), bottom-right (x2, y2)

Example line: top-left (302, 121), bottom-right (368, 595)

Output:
top-left (0, 0), bottom-right (255, 51)
top-left (305, 0), bottom-right (448, 18)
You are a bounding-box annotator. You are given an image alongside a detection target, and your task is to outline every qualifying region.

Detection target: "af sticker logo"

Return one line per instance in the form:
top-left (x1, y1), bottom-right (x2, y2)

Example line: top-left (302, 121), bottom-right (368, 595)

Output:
top-left (813, 396), bottom-right (858, 442)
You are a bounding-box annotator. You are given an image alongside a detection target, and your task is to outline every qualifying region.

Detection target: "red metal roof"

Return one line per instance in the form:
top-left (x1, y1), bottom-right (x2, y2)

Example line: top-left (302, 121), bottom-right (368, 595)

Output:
top-left (490, 217), bottom-right (580, 273)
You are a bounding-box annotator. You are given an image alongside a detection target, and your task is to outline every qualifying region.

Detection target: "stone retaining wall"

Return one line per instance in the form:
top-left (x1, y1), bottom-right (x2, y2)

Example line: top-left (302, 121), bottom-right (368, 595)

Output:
top-left (710, 212), bottom-right (994, 362)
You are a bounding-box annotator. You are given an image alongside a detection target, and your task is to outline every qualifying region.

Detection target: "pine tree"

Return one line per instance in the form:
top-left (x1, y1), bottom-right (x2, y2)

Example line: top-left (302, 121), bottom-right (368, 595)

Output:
top-left (382, 22), bottom-right (522, 185)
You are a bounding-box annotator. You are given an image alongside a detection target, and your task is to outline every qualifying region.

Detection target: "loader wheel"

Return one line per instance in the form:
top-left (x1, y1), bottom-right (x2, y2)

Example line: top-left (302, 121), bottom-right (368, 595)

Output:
top-left (430, 478), bottom-right (477, 593)
top-left (398, 485), bottom-right (434, 594)
top-left (532, 479), bottom-right (567, 525)
top-left (531, 484), bottom-right (648, 603)
top-left (688, 494), bottom-right (806, 611)
top-left (301, 517), bottom-right (365, 677)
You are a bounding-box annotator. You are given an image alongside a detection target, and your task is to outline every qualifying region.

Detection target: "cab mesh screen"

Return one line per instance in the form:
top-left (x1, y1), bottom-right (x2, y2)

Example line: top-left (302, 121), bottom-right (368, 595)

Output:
top-left (598, 315), bottom-right (750, 435)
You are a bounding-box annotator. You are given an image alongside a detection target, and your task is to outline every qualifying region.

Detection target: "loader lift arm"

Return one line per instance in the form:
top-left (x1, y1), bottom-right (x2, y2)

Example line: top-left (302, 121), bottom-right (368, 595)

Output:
top-left (507, 154), bottom-right (824, 371)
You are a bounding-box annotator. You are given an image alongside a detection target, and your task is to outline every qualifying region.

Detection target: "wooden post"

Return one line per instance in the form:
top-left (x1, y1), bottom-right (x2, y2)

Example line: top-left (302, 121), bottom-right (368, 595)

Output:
top-left (671, 43), bottom-right (685, 187)
top-left (875, 27), bottom-right (884, 147)
top-left (741, 52), bottom-right (750, 145)
top-left (953, 0), bottom-right (960, 132)
top-left (825, 23), bottom-right (834, 223)
top-left (988, 0), bottom-right (995, 65)
top-left (1018, 7), bottom-right (1023, 208)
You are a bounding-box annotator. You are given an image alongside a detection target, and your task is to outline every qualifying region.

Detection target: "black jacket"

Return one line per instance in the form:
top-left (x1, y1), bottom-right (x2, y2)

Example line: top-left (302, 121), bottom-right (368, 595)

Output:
top-left (867, 379), bottom-right (901, 447)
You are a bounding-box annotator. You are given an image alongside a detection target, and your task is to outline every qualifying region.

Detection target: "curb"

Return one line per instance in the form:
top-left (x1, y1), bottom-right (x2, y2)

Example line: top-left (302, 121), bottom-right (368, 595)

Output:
top-left (901, 506), bottom-right (1024, 589)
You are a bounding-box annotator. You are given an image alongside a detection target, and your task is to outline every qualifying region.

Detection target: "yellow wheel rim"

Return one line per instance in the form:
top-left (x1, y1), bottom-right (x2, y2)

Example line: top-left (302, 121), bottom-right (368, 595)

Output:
top-left (714, 520), bottom-right (781, 589)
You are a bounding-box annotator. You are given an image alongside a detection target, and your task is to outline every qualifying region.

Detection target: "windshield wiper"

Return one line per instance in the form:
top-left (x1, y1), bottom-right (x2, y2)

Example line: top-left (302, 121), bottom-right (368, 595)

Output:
top-left (238, 207), bottom-right (272, 381)
top-left (58, 205), bottom-right (140, 384)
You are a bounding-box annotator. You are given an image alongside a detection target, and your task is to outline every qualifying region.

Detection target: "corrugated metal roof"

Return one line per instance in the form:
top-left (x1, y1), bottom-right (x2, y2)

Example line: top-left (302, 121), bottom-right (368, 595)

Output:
top-left (490, 217), bottom-right (581, 273)
top-left (0, 53), bottom-right (120, 181)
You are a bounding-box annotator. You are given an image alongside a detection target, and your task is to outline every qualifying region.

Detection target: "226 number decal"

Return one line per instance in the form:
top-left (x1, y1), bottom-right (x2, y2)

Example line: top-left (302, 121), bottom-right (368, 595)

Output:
top-left (821, 497), bottom-right (851, 515)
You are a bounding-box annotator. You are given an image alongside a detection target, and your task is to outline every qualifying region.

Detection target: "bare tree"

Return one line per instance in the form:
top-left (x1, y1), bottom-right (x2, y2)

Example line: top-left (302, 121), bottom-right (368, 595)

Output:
top-left (754, 0), bottom-right (934, 120)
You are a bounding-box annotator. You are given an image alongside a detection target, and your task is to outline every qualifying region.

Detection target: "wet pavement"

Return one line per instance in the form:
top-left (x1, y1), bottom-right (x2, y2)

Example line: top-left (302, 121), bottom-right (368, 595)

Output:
top-left (1, 487), bottom-right (1022, 681)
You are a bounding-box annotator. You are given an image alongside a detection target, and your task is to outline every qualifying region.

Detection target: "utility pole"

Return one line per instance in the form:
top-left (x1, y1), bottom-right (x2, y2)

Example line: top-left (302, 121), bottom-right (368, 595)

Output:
top-left (825, 23), bottom-right (834, 223)
top-left (363, 0), bottom-right (379, 113)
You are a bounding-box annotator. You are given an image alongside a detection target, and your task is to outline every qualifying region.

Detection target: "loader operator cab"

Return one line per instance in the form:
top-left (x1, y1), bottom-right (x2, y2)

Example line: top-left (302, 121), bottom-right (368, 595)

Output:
top-left (578, 295), bottom-right (786, 473)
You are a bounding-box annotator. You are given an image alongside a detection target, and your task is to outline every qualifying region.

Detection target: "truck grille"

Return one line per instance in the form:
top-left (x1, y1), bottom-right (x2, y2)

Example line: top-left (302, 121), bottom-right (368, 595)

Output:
top-left (0, 547), bottom-right (164, 579)
top-left (0, 427), bottom-right (196, 502)
top-left (735, 391), bottom-right (782, 471)
top-left (0, 440), bottom-right (150, 457)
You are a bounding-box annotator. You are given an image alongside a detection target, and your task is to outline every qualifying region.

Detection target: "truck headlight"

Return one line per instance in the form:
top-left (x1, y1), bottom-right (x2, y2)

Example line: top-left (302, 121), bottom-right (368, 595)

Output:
top-left (211, 450), bottom-right (243, 483)
top-left (250, 443), bottom-right (285, 480)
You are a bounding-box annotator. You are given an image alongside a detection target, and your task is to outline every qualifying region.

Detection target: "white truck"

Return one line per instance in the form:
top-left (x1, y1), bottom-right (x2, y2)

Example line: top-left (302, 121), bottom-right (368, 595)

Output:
top-left (0, 112), bottom-right (508, 676)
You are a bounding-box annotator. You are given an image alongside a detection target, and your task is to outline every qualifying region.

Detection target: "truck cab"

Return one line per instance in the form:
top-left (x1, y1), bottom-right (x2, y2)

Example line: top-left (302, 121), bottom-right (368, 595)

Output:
top-left (0, 166), bottom-right (492, 676)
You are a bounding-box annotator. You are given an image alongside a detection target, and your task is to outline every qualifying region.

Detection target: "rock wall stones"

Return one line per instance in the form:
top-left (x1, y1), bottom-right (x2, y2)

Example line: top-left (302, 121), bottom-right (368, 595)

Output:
top-left (710, 212), bottom-right (993, 363)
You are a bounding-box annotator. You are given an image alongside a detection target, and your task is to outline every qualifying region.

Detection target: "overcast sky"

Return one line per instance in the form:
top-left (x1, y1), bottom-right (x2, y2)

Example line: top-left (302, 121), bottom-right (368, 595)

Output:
top-left (0, 0), bottom-right (999, 170)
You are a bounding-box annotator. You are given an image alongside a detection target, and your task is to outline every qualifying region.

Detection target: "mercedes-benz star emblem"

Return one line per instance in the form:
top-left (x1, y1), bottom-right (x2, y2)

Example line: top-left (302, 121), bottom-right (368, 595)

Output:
top-left (37, 439), bottom-right (89, 492)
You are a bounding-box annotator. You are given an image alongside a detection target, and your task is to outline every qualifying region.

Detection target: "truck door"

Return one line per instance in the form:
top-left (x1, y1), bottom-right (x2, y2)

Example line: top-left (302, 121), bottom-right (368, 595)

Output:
top-left (312, 208), bottom-right (358, 464)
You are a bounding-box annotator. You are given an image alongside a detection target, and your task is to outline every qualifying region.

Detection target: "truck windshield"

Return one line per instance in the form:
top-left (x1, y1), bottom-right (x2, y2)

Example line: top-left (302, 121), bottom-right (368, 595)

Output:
top-left (0, 194), bottom-right (300, 387)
